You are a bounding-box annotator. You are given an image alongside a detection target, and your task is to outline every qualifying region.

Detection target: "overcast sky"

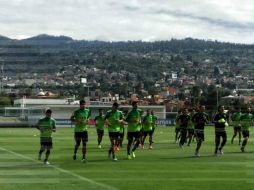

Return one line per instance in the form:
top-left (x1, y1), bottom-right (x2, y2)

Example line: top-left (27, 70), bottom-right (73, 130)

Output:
top-left (0, 0), bottom-right (253, 44)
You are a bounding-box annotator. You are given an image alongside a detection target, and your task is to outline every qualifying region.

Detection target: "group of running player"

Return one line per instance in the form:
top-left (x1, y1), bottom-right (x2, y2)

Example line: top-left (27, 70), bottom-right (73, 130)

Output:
top-left (36, 99), bottom-right (253, 165)
top-left (175, 105), bottom-right (254, 157)
top-left (36, 100), bottom-right (157, 164)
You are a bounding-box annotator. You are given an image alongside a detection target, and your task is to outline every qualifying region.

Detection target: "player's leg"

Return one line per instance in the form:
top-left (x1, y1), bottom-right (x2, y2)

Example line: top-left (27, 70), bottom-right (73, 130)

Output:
top-left (141, 132), bottom-right (148, 148)
top-left (131, 132), bottom-right (140, 157)
top-left (231, 127), bottom-right (237, 144)
top-left (215, 132), bottom-right (220, 155)
top-left (38, 138), bottom-right (45, 160)
top-left (148, 131), bottom-right (153, 149)
top-left (219, 132), bottom-right (227, 154)
top-left (241, 131), bottom-right (249, 152)
top-left (238, 128), bottom-right (242, 145)
top-left (73, 134), bottom-right (81, 160)
top-left (127, 132), bottom-right (134, 159)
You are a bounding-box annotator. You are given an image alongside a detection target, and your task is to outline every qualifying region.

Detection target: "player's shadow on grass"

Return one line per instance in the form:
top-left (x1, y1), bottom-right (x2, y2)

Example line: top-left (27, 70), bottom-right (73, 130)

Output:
top-left (159, 155), bottom-right (216, 160)
top-left (225, 151), bottom-right (254, 154)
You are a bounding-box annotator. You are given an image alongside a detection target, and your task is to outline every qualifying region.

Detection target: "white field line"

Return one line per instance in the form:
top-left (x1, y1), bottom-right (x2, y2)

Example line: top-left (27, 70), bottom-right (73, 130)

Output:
top-left (0, 147), bottom-right (118, 190)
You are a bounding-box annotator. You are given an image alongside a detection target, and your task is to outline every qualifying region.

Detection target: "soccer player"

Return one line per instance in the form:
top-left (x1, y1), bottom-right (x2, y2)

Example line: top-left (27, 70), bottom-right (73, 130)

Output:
top-left (125, 101), bottom-right (142, 159)
top-left (151, 110), bottom-right (158, 144)
top-left (105, 102), bottom-right (123, 161)
top-left (230, 108), bottom-right (242, 145)
top-left (177, 108), bottom-right (191, 148)
top-left (118, 113), bottom-right (126, 149)
top-left (37, 109), bottom-right (56, 165)
top-left (187, 109), bottom-right (195, 146)
top-left (175, 111), bottom-right (182, 144)
top-left (94, 109), bottom-right (105, 148)
top-left (213, 105), bottom-right (228, 156)
top-left (141, 109), bottom-right (153, 149)
top-left (191, 105), bottom-right (209, 157)
top-left (70, 100), bottom-right (91, 162)
top-left (240, 107), bottom-right (253, 152)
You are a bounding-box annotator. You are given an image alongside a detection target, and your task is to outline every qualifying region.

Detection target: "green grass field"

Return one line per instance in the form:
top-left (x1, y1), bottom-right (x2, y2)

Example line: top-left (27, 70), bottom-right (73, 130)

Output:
top-left (0, 127), bottom-right (253, 190)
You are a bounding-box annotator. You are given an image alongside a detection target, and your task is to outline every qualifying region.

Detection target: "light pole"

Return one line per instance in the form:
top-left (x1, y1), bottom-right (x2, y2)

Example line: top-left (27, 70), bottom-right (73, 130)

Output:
top-left (216, 84), bottom-right (221, 108)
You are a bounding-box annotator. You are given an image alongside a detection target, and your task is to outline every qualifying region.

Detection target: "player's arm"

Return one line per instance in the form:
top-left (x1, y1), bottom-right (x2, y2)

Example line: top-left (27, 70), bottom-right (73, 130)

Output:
top-left (36, 120), bottom-right (41, 131)
top-left (52, 120), bottom-right (56, 132)
top-left (70, 112), bottom-right (76, 122)
top-left (213, 113), bottom-right (219, 124)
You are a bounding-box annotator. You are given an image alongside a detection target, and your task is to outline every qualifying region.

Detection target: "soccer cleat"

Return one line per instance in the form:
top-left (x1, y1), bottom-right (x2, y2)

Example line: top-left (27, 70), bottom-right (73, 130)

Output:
top-left (214, 150), bottom-right (219, 156)
top-left (195, 151), bottom-right (200, 157)
top-left (219, 149), bottom-right (224, 155)
top-left (98, 145), bottom-right (102, 149)
top-left (127, 155), bottom-right (132, 160)
top-left (131, 151), bottom-right (136, 158)
top-left (108, 152), bottom-right (112, 159)
top-left (113, 157), bottom-right (118, 161)
top-left (81, 158), bottom-right (87, 163)
top-left (116, 147), bottom-right (120, 151)
top-left (149, 145), bottom-right (153, 149)
top-left (38, 154), bottom-right (42, 160)
top-left (241, 147), bottom-right (245, 153)
top-left (44, 161), bottom-right (50, 165)
top-left (141, 145), bottom-right (145, 149)
top-left (73, 154), bottom-right (77, 160)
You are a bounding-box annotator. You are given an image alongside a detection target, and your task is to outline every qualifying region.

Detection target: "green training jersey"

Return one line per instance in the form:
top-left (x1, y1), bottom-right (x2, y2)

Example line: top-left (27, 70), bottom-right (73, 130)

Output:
top-left (119, 122), bottom-right (125, 133)
top-left (231, 112), bottom-right (242, 127)
top-left (175, 115), bottom-right (180, 129)
top-left (38, 117), bottom-right (56, 138)
top-left (72, 108), bottom-right (91, 132)
top-left (94, 115), bottom-right (105, 130)
top-left (151, 115), bottom-right (158, 129)
top-left (187, 120), bottom-right (194, 129)
top-left (142, 115), bottom-right (153, 131)
top-left (240, 113), bottom-right (253, 130)
top-left (105, 110), bottom-right (123, 132)
top-left (126, 109), bottom-right (142, 132)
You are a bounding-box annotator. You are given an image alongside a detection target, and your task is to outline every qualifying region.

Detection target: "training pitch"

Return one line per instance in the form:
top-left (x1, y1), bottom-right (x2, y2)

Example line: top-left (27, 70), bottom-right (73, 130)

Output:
top-left (0, 127), bottom-right (253, 190)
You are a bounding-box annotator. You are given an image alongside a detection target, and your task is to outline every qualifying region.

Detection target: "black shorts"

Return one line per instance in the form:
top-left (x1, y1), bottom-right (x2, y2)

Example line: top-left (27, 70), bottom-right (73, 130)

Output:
top-left (215, 131), bottom-right (227, 139)
top-left (234, 127), bottom-right (241, 132)
top-left (74, 131), bottom-right (88, 142)
top-left (187, 128), bottom-right (194, 135)
top-left (242, 130), bottom-right (249, 138)
top-left (40, 137), bottom-right (53, 149)
top-left (195, 131), bottom-right (204, 141)
top-left (119, 131), bottom-right (124, 138)
top-left (127, 131), bottom-right (141, 140)
top-left (109, 132), bottom-right (120, 141)
top-left (97, 129), bottom-right (104, 136)
top-left (143, 130), bottom-right (153, 136)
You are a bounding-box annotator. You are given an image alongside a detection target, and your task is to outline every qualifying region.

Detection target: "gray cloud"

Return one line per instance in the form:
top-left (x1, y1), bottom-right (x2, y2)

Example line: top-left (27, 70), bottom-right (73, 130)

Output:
top-left (0, 0), bottom-right (253, 44)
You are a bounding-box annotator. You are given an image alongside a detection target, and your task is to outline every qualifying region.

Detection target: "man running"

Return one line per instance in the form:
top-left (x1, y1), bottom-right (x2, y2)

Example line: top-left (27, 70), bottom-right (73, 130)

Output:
top-left (105, 102), bottom-right (123, 161)
top-left (151, 110), bottom-right (158, 144)
top-left (191, 105), bottom-right (209, 157)
top-left (240, 107), bottom-right (253, 152)
top-left (37, 109), bottom-right (56, 165)
top-left (213, 105), bottom-right (228, 156)
top-left (94, 109), bottom-right (105, 148)
top-left (125, 101), bottom-right (142, 159)
top-left (230, 108), bottom-right (242, 145)
top-left (70, 100), bottom-right (91, 162)
top-left (141, 109), bottom-right (154, 149)
top-left (177, 108), bottom-right (191, 148)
